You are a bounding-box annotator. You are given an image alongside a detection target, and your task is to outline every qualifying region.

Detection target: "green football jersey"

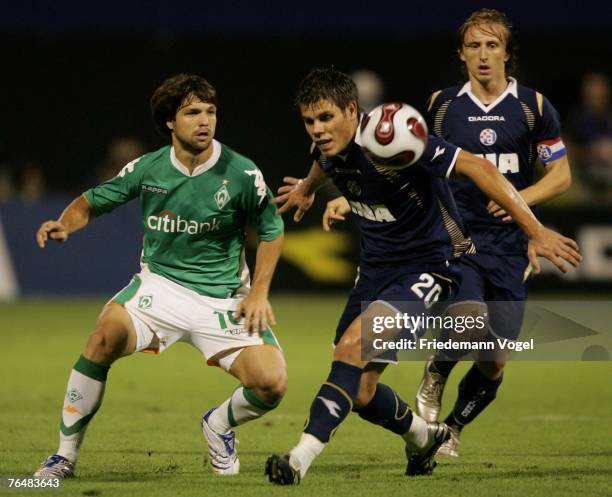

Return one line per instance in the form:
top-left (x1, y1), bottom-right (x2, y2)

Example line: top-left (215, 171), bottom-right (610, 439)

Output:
top-left (84, 141), bottom-right (284, 298)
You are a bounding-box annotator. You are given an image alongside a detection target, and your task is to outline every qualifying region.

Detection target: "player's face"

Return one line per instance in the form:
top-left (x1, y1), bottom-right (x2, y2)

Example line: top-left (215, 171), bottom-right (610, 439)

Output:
top-left (300, 99), bottom-right (359, 157)
top-left (167, 97), bottom-right (217, 154)
top-left (459, 23), bottom-right (509, 85)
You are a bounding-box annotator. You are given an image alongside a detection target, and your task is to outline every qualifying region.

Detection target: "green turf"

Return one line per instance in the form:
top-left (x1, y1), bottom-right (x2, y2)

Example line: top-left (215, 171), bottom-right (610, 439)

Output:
top-left (1, 296), bottom-right (611, 497)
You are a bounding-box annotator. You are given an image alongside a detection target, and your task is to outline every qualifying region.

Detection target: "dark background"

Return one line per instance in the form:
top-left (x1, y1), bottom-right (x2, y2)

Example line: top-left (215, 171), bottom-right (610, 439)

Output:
top-left (2, 0), bottom-right (610, 192)
top-left (1, 1), bottom-right (611, 295)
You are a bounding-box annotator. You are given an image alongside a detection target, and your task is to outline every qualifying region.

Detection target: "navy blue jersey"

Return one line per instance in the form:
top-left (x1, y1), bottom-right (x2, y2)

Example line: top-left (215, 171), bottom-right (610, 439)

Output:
top-left (427, 78), bottom-right (567, 255)
top-left (314, 132), bottom-right (474, 273)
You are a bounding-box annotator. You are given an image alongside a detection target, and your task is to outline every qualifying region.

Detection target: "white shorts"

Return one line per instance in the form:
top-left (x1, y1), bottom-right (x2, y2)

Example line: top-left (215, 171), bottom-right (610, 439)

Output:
top-left (110, 267), bottom-right (280, 371)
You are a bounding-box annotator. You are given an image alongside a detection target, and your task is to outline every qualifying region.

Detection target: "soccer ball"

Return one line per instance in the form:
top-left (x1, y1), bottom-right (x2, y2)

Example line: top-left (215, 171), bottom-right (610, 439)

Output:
top-left (359, 102), bottom-right (428, 169)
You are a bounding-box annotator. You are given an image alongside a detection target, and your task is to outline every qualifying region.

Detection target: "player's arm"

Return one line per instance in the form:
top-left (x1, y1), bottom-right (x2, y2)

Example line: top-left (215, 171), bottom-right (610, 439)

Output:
top-left (36, 195), bottom-right (94, 248)
top-left (488, 155), bottom-right (571, 220)
top-left (454, 150), bottom-right (581, 273)
top-left (273, 157), bottom-right (329, 222)
top-left (322, 196), bottom-right (351, 231)
top-left (235, 234), bottom-right (284, 335)
top-left (236, 167), bottom-right (285, 334)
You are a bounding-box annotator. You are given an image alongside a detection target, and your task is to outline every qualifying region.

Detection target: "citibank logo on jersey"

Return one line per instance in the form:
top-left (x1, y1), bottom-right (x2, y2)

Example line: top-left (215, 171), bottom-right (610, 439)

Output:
top-left (146, 210), bottom-right (221, 234)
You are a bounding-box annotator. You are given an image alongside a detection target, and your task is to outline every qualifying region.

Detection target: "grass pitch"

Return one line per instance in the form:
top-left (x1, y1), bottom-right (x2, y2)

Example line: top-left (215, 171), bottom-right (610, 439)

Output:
top-left (1, 296), bottom-right (611, 497)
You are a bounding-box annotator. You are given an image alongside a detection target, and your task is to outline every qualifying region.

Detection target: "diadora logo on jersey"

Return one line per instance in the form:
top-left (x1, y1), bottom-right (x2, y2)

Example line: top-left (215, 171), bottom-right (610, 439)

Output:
top-left (468, 115), bottom-right (506, 122)
top-left (215, 183), bottom-right (230, 209)
top-left (480, 128), bottom-right (498, 146)
top-left (349, 201), bottom-right (396, 222)
top-left (245, 168), bottom-right (267, 205)
top-left (147, 210), bottom-right (221, 234)
top-left (142, 184), bottom-right (168, 195)
top-left (432, 146), bottom-right (446, 161)
top-left (316, 396), bottom-right (341, 418)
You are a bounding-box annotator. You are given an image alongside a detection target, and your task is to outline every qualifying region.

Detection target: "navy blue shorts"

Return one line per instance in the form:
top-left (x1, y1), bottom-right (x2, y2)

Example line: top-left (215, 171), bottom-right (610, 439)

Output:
top-left (335, 263), bottom-right (459, 347)
top-left (452, 252), bottom-right (529, 340)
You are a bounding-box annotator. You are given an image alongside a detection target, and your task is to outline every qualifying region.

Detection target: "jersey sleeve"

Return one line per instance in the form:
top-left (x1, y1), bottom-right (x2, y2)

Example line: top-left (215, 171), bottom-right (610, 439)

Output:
top-left (424, 90), bottom-right (442, 134)
top-left (534, 95), bottom-right (568, 165)
top-left (240, 166), bottom-right (284, 241)
top-left (417, 135), bottom-right (461, 178)
top-left (83, 156), bottom-right (145, 216)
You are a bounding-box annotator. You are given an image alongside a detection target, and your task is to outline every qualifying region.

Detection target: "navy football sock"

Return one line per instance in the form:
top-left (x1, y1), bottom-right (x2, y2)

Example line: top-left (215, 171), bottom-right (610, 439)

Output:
top-left (354, 383), bottom-right (414, 435)
top-left (445, 364), bottom-right (503, 428)
top-left (304, 361), bottom-right (362, 443)
top-left (430, 359), bottom-right (458, 378)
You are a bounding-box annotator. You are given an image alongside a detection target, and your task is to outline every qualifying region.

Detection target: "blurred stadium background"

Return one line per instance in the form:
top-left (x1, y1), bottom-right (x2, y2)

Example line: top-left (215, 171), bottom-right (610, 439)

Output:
top-left (1, 0), bottom-right (611, 298)
top-left (0, 2), bottom-right (611, 495)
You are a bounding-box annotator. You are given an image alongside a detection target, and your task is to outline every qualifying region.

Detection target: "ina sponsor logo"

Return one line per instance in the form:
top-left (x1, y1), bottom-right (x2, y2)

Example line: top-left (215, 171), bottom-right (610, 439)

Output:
top-left (349, 200), bottom-right (396, 222)
top-left (146, 210), bottom-right (221, 235)
top-left (480, 128), bottom-right (497, 146)
top-left (138, 295), bottom-right (153, 309)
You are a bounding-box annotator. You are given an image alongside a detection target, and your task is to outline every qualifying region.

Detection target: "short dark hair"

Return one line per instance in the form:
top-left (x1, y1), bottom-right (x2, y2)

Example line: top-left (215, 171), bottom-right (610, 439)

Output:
top-left (150, 74), bottom-right (217, 136)
top-left (457, 9), bottom-right (517, 75)
top-left (295, 67), bottom-right (358, 111)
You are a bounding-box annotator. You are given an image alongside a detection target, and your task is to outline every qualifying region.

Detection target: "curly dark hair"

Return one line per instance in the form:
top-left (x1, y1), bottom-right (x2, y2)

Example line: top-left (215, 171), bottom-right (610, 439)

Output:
top-left (150, 74), bottom-right (217, 136)
top-left (457, 9), bottom-right (517, 75)
top-left (295, 67), bottom-right (358, 111)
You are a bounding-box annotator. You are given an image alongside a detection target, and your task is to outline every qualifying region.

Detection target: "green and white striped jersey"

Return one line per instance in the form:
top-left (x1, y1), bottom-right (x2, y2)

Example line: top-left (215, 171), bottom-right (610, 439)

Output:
top-left (84, 140), bottom-right (283, 298)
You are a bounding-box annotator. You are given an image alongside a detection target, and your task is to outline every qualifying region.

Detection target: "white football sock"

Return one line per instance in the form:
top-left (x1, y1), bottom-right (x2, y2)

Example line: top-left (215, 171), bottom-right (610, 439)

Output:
top-left (289, 433), bottom-right (326, 479)
top-left (57, 357), bottom-right (108, 463)
top-left (207, 386), bottom-right (277, 434)
top-left (402, 413), bottom-right (429, 450)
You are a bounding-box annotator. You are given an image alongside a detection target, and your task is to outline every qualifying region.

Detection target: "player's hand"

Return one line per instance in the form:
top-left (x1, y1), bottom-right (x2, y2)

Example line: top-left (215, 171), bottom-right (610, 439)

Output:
top-left (36, 220), bottom-right (69, 248)
top-left (527, 226), bottom-right (582, 274)
top-left (272, 176), bottom-right (315, 222)
top-left (323, 196), bottom-right (351, 232)
top-left (487, 200), bottom-right (512, 222)
top-left (233, 290), bottom-right (277, 336)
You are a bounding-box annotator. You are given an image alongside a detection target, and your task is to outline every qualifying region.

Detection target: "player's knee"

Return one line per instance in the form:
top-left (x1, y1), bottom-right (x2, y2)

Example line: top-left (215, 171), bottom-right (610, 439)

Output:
top-left (84, 323), bottom-right (131, 365)
top-left (446, 301), bottom-right (489, 342)
top-left (353, 382), bottom-right (377, 410)
top-left (477, 360), bottom-right (506, 380)
top-left (250, 367), bottom-right (288, 405)
top-left (333, 333), bottom-right (362, 365)
top-left (84, 331), bottom-right (119, 364)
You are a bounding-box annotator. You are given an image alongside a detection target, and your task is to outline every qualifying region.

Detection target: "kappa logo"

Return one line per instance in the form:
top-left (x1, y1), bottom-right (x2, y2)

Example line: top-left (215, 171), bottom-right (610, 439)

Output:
top-left (142, 184), bottom-right (168, 195)
top-left (118, 155), bottom-right (144, 177)
top-left (138, 295), bottom-right (153, 309)
top-left (245, 168), bottom-right (267, 205)
top-left (67, 388), bottom-right (83, 403)
top-left (317, 396), bottom-right (342, 418)
top-left (215, 183), bottom-right (231, 209)
top-left (432, 146), bottom-right (446, 161)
